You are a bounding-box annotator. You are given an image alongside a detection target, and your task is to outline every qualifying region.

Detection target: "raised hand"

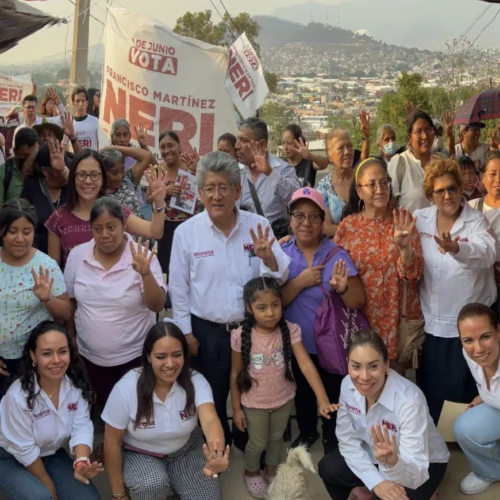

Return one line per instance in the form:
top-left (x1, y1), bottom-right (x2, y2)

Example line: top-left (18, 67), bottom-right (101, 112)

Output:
top-left (299, 265), bottom-right (325, 289)
top-left (61, 111), bottom-right (75, 139)
top-left (374, 481), bottom-right (409, 500)
top-left (371, 423), bottom-right (398, 467)
top-left (250, 224), bottom-right (276, 262)
top-left (443, 110), bottom-right (455, 139)
top-left (46, 87), bottom-right (61, 107)
top-left (202, 439), bottom-right (230, 478)
top-left (249, 140), bottom-right (272, 175)
top-left (330, 259), bottom-right (349, 293)
top-left (31, 266), bottom-right (55, 303)
top-left (180, 148), bottom-right (200, 173)
top-left (145, 167), bottom-right (168, 207)
top-left (318, 402), bottom-right (341, 420)
top-left (359, 110), bottom-right (371, 140)
top-left (291, 137), bottom-right (311, 160)
top-left (48, 139), bottom-right (65, 172)
top-left (165, 183), bottom-right (182, 197)
top-left (74, 461), bottom-right (104, 485)
top-left (134, 123), bottom-right (149, 149)
top-left (130, 238), bottom-right (154, 276)
top-left (393, 207), bottom-right (415, 250)
top-left (433, 231), bottom-right (459, 255)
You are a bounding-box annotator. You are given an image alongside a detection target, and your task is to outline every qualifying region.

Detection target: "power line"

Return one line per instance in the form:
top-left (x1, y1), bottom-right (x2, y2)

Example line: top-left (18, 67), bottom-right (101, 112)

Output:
top-left (466, 7), bottom-right (500, 53)
top-left (67, 0), bottom-right (104, 25)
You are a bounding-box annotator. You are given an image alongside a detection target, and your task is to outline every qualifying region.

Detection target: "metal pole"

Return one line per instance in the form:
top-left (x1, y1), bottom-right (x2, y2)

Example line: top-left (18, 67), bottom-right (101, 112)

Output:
top-left (69, 0), bottom-right (90, 89)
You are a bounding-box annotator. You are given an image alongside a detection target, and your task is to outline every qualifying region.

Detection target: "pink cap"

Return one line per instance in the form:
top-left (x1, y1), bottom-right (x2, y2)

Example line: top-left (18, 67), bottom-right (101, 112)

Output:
top-left (289, 187), bottom-right (326, 212)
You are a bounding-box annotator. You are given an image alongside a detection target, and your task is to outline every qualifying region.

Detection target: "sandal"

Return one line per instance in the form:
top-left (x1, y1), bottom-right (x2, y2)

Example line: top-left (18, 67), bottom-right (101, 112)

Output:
top-left (244, 471), bottom-right (269, 499)
top-left (348, 487), bottom-right (375, 500)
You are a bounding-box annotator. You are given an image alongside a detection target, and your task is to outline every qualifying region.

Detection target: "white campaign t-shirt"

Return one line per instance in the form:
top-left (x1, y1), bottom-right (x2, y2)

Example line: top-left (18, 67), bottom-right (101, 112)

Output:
top-left (455, 143), bottom-right (489, 173)
top-left (102, 369), bottom-right (214, 455)
top-left (73, 114), bottom-right (99, 151)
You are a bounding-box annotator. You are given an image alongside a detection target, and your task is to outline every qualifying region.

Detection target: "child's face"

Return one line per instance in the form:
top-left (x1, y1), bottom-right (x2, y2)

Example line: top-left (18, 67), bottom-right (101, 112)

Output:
top-left (463, 167), bottom-right (477, 190)
top-left (248, 291), bottom-right (282, 332)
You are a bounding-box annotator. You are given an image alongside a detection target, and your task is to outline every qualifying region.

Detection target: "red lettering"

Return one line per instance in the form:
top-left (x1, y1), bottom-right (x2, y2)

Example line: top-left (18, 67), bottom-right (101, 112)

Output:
top-left (159, 107), bottom-right (197, 154)
top-left (229, 61), bottom-right (245, 84)
top-left (0, 87), bottom-right (22, 102)
top-left (235, 77), bottom-right (254, 102)
top-left (103, 79), bottom-right (126, 130)
top-left (199, 113), bottom-right (215, 155)
top-left (129, 48), bottom-right (178, 75)
top-left (129, 94), bottom-right (155, 147)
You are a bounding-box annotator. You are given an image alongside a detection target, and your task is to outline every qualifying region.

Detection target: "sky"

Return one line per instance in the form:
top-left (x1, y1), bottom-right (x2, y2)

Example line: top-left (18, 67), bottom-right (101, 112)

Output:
top-left (0, 0), bottom-right (492, 65)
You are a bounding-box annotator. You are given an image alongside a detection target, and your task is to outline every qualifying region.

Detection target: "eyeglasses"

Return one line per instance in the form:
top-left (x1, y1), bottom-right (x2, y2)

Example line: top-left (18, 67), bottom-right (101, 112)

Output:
top-left (75, 171), bottom-right (102, 182)
top-left (201, 184), bottom-right (232, 196)
top-left (291, 212), bottom-right (322, 223)
top-left (358, 178), bottom-right (391, 192)
top-left (412, 127), bottom-right (436, 137)
top-left (432, 185), bottom-right (459, 197)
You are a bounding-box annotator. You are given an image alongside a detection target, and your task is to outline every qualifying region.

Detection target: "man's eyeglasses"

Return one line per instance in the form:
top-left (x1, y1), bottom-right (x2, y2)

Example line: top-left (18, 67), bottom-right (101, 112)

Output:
top-left (358, 178), bottom-right (391, 192)
top-left (201, 184), bottom-right (232, 196)
top-left (76, 171), bottom-right (102, 182)
top-left (291, 212), bottom-right (322, 223)
top-left (432, 185), bottom-right (459, 197)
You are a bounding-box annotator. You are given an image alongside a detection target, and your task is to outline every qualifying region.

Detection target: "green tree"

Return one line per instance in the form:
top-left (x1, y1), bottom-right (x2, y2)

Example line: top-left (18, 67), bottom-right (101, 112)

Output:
top-left (173, 10), bottom-right (223, 46)
top-left (260, 101), bottom-right (295, 151)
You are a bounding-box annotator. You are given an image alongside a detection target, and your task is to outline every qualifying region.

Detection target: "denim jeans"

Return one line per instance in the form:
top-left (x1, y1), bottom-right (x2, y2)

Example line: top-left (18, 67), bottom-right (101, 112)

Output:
top-left (454, 403), bottom-right (500, 481)
top-left (0, 447), bottom-right (101, 500)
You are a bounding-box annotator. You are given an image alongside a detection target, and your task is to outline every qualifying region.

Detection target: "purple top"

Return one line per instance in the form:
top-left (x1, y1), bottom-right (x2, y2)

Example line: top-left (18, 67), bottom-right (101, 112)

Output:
top-left (282, 236), bottom-right (358, 354)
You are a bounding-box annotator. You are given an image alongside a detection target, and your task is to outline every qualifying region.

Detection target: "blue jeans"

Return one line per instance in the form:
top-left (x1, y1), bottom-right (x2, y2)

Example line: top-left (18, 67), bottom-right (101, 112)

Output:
top-left (0, 447), bottom-right (101, 500)
top-left (454, 403), bottom-right (500, 481)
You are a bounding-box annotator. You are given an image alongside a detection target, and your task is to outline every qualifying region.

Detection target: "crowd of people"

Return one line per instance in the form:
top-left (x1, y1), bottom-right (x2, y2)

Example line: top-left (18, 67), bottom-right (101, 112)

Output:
top-left (0, 84), bottom-right (500, 500)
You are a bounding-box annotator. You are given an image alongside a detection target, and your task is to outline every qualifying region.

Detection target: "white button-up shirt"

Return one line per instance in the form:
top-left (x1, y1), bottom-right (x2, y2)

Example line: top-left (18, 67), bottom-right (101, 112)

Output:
top-left (170, 208), bottom-right (291, 334)
top-left (102, 369), bottom-right (213, 455)
top-left (464, 350), bottom-right (500, 410)
top-left (337, 370), bottom-right (450, 492)
top-left (415, 202), bottom-right (498, 338)
top-left (0, 376), bottom-right (94, 467)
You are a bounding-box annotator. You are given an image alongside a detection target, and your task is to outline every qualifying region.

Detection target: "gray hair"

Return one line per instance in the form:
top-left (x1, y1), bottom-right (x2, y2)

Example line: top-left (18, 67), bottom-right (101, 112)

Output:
top-left (100, 148), bottom-right (124, 170)
top-left (196, 151), bottom-right (241, 189)
top-left (238, 117), bottom-right (269, 142)
top-left (375, 124), bottom-right (396, 147)
top-left (110, 118), bottom-right (130, 138)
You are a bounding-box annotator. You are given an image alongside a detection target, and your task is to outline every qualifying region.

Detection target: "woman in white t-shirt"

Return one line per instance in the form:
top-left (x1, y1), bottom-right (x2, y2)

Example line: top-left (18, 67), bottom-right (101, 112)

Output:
top-left (388, 110), bottom-right (436, 214)
top-left (103, 320), bottom-right (230, 500)
top-left (455, 303), bottom-right (500, 495)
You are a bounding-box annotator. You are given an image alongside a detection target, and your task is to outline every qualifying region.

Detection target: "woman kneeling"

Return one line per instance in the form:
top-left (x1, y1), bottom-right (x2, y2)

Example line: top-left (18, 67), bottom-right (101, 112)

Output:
top-left (319, 330), bottom-right (449, 500)
top-left (103, 320), bottom-right (230, 500)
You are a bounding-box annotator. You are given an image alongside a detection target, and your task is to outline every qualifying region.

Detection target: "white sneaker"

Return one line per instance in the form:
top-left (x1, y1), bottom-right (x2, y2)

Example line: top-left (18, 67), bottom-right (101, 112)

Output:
top-left (460, 472), bottom-right (495, 495)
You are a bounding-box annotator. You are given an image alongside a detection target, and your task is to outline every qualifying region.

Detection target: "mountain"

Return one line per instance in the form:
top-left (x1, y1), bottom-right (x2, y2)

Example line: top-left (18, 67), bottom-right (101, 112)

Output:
top-left (270, 0), bottom-right (499, 50)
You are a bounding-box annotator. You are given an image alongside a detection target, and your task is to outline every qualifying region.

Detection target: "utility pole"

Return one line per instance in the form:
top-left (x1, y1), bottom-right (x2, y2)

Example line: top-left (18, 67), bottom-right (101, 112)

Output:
top-left (69, 0), bottom-right (90, 88)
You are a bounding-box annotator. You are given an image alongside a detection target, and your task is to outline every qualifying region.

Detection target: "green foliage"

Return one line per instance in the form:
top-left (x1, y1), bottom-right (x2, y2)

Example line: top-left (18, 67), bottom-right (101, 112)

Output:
top-left (326, 115), bottom-right (368, 151)
top-left (260, 101), bottom-right (295, 149)
top-left (173, 10), bottom-right (224, 46)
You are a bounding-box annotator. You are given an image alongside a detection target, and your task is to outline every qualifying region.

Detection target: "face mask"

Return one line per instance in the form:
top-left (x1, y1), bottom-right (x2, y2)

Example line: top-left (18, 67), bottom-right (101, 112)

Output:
top-left (383, 142), bottom-right (398, 156)
top-left (433, 137), bottom-right (444, 151)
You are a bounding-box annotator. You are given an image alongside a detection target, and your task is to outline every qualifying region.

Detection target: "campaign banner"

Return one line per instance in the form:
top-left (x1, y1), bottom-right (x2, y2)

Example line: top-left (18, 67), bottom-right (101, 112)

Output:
top-left (0, 73), bottom-right (32, 116)
top-left (101, 8), bottom-right (237, 159)
top-left (225, 33), bottom-right (269, 119)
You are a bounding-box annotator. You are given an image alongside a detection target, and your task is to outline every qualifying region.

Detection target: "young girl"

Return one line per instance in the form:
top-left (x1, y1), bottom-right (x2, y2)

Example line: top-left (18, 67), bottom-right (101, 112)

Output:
top-left (230, 277), bottom-right (339, 499)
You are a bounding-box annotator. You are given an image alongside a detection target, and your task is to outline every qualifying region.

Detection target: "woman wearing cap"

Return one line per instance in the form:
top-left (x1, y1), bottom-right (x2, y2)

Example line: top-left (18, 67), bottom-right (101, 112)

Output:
top-left (388, 110), bottom-right (436, 214)
top-left (336, 158), bottom-right (424, 370)
top-left (414, 156), bottom-right (498, 424)
top-left (281, 187), bottom-right (365, 452)
top-left (455, 123), bottom-right (489, 173)
top-left (455, 303), bottom-right (500, 495)
top-left (21, 141), bottom-right (68, 255)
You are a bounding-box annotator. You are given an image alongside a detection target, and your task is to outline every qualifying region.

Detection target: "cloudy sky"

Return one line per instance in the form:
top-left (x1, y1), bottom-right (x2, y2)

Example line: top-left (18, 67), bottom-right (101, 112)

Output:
top-left (0, 0), bottom-right (492, 65)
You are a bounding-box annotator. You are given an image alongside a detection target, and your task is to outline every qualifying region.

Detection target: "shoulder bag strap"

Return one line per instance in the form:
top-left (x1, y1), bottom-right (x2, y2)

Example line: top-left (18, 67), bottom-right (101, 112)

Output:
top-left (477, 197), bottom-right (485, 213)
top-left (38, 178), bottom-right (57, 212)
top-left (247, 178), bottom-right (265, 217)
top-left (396, 154), bottom-right (405, 190)
top-left (401, 280), bottom-right (409, 319)
top-left (320, 245), bottom-right (343, 266)
top-left (3, 158), bottom-right (13, 195)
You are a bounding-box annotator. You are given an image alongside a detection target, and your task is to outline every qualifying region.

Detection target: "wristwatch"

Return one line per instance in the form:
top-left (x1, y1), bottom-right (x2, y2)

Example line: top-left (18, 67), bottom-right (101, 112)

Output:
top-left (336, 286), bottom-right (349, 296)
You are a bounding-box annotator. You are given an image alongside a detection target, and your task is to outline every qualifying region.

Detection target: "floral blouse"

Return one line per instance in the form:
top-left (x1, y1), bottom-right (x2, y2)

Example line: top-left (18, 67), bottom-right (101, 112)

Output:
top-left (111, 171), bottom-right (139, 214)
top-left (316, 174), bottom-right (346, 224)
top-left (335, 213), bottom-right (424, 359)
top-left (164, 177), bottom-right (200, 222)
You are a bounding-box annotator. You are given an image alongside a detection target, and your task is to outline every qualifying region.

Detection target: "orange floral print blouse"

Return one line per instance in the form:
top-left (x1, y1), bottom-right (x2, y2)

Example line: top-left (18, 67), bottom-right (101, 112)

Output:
top-left (335, 213), bottom-right (424, 359)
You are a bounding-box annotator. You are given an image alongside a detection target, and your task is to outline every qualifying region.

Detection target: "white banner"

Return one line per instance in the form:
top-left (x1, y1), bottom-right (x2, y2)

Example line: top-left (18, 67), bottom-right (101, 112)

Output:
top-left (225, 33), bottom-right (269, 119)
top-left (101, 8), bottom-right (237, 159)
top-left (0, 73), bottom-right (32, 116)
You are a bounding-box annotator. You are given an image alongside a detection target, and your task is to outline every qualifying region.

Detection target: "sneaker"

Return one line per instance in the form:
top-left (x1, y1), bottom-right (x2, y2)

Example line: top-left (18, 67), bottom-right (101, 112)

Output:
top-left (289, 432), bottom-right (320, 451)
top-left (460, 472), bottom-right (495, 495)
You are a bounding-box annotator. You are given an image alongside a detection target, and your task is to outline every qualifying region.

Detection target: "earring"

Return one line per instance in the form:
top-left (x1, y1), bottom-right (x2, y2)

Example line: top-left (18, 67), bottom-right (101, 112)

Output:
top-left (32, 361), bottom-right (36, 367)
top-left (386, 369), bottom-right (390, 376)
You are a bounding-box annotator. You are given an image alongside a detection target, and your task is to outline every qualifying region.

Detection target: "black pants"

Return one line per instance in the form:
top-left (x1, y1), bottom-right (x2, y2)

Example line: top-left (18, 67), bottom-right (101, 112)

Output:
top-left (191, 315), bottom-right (240, 447)
top-left (318, 447), bottom-right (448, 500)
top-left (0, 357), bottom-right (21, 399)
top-left (417, 333), bottom-right (477, 425)
top-left (292, 354), bottom-right (343, 451)
top-left (157, 220), bottom-right (184, 275)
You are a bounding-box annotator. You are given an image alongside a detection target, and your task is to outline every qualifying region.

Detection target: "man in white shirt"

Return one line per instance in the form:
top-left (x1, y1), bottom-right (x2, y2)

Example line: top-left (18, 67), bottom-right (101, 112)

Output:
top-left (71, 86), bottom-right (99, 151)
top-left (455, 122), bottom-right (489, 173)
top-left (169, 151), bottom-right (290, 445)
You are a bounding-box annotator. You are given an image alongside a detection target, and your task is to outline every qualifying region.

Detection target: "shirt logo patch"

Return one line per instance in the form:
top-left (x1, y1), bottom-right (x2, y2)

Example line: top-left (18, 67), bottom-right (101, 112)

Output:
top-left (33, 409), bottom-right (51, 420)
top-left (133, 420), bottom-right (156, 429)
top-left (194, 250), bottom-right (214, 259)
top-left (381, 419), bottom-right (398, 432)
top-left (346, 404), bottom-right (361, 415)
top-left (179, 407), bottom-right (196, 421)
top-left (419, 232), bottom-right (433, 239)
top-left (67, 402), bottom-right (78, 412)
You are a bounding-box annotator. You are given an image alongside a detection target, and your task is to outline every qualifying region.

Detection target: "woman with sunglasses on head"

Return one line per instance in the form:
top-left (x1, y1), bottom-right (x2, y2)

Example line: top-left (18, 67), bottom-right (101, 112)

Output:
top-left (0, 321), bottom-right (102, 500)
top-left (414, 156), bottom-right (498, 425)
top-left (45, 149), bottom-right (167, 268)
top-left (335, 158), bottom-right (424, 373)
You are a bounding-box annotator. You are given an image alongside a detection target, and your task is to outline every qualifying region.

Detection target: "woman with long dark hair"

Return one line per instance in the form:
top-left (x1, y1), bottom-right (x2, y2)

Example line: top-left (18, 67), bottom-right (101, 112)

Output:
top-left (86, 88), bottom-right (100, 118)
top-left (0, 321), bottom-right (102, 500)
top-left (103, 320), bottom-right (229, 500)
